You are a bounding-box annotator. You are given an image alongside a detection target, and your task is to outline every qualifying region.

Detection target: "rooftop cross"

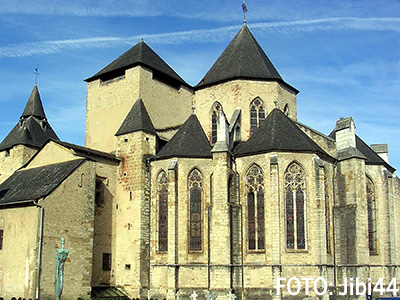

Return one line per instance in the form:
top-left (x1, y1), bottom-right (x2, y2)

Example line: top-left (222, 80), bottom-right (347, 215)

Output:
top-left (34, 64), bottom-right (40, 85)
top-left (242, 0), bottom-right (248, 23)
top-left (190, 291), bottom-right (198, 300)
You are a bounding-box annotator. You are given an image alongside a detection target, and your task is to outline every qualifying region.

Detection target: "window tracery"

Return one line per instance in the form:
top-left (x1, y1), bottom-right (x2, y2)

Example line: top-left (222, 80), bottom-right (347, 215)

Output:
top-left (250, 98), bottom-right (266, 136)
top-left (245, 164), bottom-right (265, 250)
top-left (158, 171), bottom-right (168, 252)
top-left (285, 162), bottom-right (306, 250)
top-left (189, 169), bottom-right (203, 251)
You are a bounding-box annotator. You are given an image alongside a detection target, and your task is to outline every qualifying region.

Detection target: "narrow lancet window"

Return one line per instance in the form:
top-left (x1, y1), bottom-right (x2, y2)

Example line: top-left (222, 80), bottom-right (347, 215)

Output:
top-left (211, 102), bottom-right (223, 144)
top-left (189, 169), bottom-right (203, 251)
top-left (245, 165), bottom-right (265, 250)
top-left (366, 176), bottom-right (377, 254)
top-left (285, 162), bottom-right (306, 250)
top-left (250, 98), bottom-right (266, 136)
top-left (158, 171), bottom-right (168, 252)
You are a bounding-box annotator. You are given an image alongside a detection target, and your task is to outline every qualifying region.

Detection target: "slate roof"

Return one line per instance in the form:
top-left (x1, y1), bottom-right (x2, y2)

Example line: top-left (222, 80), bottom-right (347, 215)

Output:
top-left (329, 131), bottom-right (395, 172)
top-left (22, 85), bottom-right (46, 119)
top-left (0, 159), bottom-right (85, 206)
top-left (115, 97), bottom-right (156, 136)
top-left (156, 114), bottom-right (212, 159)
top-left (0, 85), bottom-right (59, 151)
top-left (196, 24), bottom-right (296, 92)
top-left (235, 108), bottom-right (331, 159)
top-left (85, 40), bottom-right (189, 87)
top-left (356, 135), bottom-right (395, 172)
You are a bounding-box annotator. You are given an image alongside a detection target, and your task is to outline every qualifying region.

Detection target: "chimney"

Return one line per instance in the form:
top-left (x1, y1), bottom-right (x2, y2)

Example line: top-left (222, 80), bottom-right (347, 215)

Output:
top-left (371, 144), bottom-right (389, 163)
top-left (335, 117), bottom-right (356, 151)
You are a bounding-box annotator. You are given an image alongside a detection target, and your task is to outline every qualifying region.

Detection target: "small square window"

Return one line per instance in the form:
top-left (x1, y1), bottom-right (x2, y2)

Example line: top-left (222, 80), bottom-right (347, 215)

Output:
top-left (125, 264), bottom-right (131, 270)
top-left (102, 253), bottom-right (111, 271)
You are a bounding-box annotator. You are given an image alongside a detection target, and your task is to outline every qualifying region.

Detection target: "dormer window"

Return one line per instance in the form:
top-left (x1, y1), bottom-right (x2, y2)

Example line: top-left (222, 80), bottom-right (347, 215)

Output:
top-left (250, 97), bottom-right (266, 136)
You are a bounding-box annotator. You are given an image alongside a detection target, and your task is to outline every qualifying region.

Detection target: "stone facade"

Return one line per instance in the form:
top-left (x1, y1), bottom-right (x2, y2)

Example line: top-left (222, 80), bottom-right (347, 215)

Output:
top-left (0, 23), bottom-right (399, 300)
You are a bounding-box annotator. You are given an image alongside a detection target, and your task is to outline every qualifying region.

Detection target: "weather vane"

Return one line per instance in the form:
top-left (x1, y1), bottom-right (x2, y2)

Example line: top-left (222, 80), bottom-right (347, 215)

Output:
top-left (242, 0), bottom-right (248, 23)
top-left (34, 64), bottom-right (40, 85)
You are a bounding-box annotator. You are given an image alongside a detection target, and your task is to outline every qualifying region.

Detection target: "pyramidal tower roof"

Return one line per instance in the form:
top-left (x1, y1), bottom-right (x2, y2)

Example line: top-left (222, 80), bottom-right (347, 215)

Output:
top-left (85, 40), bottom-right (189, 87)
top-left (196, 24), bottom-right (294, 90)
top-left (115, 97), bottom-right (156, 136)
top-left (0, 85), bottom-right (59, 151)
top-left (235, 108), bottom-right (330, 158)
top-left (157, 114), bottom-right (212, 159)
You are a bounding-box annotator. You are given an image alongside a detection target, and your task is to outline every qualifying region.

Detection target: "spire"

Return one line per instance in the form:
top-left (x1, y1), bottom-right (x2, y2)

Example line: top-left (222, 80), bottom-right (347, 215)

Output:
top-left (115, 97), bottom-right (156, 136)
top-left (196, 24), bottom-right (287, 89)
top-left (157, 114), bottom-right (212, 159)
top-left (0, 85), bottom-right (59, 151)
top-left (21, 85), bottom-right (46, 119)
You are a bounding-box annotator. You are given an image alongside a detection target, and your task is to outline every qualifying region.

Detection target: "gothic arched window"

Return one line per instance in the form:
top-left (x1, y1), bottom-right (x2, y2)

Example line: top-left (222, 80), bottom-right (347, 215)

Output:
top-left (158, 171), bottom-right (168, 252)
top-left (324, 173), bottom-right (331, 253)
top-left (250, 98), bottom-right (266, 136)
top-left (246, 164), bottom-right (265, 250)
top-left (285, 162), bottom-right (306, 250)
top-left (189, 169), bottom-right (203, 251)
top-left (211, 102), bottom-right (223, 144)
top-left (366, 176), bottom-right (377, 254)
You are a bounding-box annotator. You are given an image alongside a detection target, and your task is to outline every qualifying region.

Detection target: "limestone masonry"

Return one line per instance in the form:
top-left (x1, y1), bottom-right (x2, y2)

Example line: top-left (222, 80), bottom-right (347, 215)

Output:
top-left (0, 23), bottom-right (399, 300)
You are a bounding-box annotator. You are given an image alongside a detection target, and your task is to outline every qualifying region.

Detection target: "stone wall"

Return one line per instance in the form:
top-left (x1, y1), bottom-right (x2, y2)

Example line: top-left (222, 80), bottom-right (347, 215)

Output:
top-left (38, 160), bottom-right (96, 300)
top-left (194, 80), bottom-right (297, 143)
top-left (0, 145), bottom-right (37, 184)
top-left (0, 206), bottom-right (39, 299)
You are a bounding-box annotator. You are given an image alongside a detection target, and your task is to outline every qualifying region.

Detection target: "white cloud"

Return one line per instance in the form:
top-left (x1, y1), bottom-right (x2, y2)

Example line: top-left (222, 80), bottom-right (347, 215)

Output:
top-left (0, 18), bottom-right (399, 59)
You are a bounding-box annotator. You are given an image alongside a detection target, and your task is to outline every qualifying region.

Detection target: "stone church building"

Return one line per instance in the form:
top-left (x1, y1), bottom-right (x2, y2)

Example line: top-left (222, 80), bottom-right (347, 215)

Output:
top-left (0, 23), bottom-right (399, 300)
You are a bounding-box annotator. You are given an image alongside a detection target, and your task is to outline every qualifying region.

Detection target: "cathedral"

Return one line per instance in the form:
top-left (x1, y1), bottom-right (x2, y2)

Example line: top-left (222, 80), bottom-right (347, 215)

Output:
top-left (0, 21), bottom-right (399, 300)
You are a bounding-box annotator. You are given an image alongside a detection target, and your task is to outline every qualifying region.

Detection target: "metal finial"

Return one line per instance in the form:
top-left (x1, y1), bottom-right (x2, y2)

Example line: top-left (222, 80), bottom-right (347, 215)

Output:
top-left (34, 64), bottom-right (40, 85)
top-left (192, 106), bottom-right (196, 114)
top-left (242, 0), bottom-right (248, 23)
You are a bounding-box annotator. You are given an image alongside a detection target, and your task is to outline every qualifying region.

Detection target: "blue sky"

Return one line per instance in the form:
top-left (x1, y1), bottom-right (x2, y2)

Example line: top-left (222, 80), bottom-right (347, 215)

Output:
top-left (0, 0), bottom-right (400, 169)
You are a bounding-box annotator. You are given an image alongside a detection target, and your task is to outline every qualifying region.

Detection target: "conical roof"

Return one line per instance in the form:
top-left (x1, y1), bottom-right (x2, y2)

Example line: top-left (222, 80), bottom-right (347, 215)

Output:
top-left (196, 24), bottom-right (288, 89)
top-left (115, 97), bottom-right (156, 136)
top-left (235, 108), bottom-right (330, 158)
top-left (85, 40), bottom-right (189, 87)
top-left (157, 114), bottom-right (212, 159)
top-left (0, 85), bottom-right (59, 151)
top-left (22, 85), bottom-right (46, 119)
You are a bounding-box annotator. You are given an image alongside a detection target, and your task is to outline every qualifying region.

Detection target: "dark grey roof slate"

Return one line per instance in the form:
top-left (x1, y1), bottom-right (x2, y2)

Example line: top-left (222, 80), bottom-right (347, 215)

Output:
top-left (235, 108), bottom-right (331, 159)
top-left (356, 135), bottom-right (395, 172)
top-left (115, 97), bottom-right (156, 136)
top-left (0, 85), bottom-right (59, 151)
top-left (22, 85), bottom-right (46, 119)
top-left (196, 24), bottom-right (294, 90)
top-left (0, 159), bottom-right (85, 206)
top-left (85, 41), bottom-right (189, 87)
top-left (156, 114), bottom-right (212, 159)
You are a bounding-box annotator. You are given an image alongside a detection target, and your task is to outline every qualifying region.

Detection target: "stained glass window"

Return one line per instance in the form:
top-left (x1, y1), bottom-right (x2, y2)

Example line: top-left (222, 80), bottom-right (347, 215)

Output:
top-left (189, 169), bottom-right (203, 251)
top-left (366, 176), bottom-right (377, 253)
top-left (325, 174), bottom-right (331, 253)
top-left (158, 171), bottom-right (168, 252)
top-left (211, 102), bottom-right (223, 144)
top-left (250, 98), bottom-right (266, 136)
top-left (245, 165), bottom-right (265, 250)
top-left (284, 162), bottom-right (306, 250)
